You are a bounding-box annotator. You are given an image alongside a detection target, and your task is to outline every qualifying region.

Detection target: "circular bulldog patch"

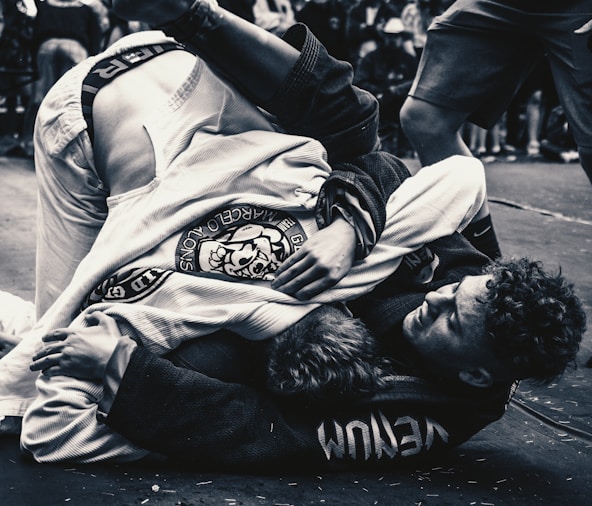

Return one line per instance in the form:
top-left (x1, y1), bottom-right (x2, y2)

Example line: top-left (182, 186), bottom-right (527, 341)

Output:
top-left (175, 205), bottom-right (308, 281)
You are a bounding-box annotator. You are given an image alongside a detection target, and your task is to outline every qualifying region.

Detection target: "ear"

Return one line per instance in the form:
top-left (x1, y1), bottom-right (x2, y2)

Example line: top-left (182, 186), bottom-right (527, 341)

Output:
top-left (458, 367), bottom-right (494, 388)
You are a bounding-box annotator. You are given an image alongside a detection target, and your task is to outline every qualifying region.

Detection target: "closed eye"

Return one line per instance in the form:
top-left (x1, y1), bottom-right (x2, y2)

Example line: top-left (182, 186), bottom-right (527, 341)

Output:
top-left (446, 282), bottom-right (461, 330)
top-left (447, 310), bottom-right (457, 330)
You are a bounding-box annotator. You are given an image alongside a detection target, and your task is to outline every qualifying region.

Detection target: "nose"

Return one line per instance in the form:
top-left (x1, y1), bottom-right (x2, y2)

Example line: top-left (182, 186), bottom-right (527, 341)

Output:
top-left (424, 286), bottom-right (454, 313)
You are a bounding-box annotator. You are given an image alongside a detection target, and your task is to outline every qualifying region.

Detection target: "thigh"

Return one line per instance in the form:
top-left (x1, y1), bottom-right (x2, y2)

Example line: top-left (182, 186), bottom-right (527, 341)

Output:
top-left (542, 8), bottom-right (592, 148)
top-left (410, 0), bottom-right (542, 129)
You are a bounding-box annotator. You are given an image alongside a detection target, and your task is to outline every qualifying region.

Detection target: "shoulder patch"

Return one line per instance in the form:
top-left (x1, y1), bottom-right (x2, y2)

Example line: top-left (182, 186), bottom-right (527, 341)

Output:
top-left (81, 268), bottom-right (173, 310)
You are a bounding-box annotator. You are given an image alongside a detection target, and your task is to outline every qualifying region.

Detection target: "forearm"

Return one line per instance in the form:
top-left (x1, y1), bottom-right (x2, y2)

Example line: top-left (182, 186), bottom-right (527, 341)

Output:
top-left (316, 151), bottom-right (411, 259)
top-left (376, 155), bottom-right (487, 251)
top-left (158, 4), bottom-right (379, 163)
top-left (310, 155), bottom-right (486, 304)
top-left (272, 24), bottom-right (391, 259)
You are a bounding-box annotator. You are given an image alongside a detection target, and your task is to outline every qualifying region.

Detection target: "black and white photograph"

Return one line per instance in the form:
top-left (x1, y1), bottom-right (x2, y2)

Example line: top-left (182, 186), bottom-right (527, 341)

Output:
top-left (1, 0), bottom-right (591, 504)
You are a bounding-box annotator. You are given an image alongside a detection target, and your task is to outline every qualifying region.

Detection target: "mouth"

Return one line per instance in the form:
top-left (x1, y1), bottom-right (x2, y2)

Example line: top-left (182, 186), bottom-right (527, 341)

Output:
top-left (414, 302), bottom-right (426, 330)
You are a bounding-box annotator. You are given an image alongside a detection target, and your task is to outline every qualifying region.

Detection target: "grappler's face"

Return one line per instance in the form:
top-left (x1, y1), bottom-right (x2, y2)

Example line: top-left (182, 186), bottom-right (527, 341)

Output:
top-left (402, 275), bottom-right (500, 385)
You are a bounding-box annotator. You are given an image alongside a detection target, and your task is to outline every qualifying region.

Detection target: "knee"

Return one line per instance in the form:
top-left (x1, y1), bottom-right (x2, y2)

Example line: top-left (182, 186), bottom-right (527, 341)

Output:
top-left (400, 98), bottom-right (457, 143)
top-left (399, 97), bottom-right (424, 142)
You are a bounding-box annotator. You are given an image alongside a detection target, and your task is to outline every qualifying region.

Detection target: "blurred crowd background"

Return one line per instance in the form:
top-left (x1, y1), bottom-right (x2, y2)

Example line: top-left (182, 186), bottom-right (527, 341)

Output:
top-left (0, 0), bottom-right (578, 162)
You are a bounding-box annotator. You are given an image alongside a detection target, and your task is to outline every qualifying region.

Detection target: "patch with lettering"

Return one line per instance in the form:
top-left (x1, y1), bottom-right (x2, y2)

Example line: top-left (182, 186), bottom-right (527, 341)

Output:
top-left (317, 411), bottom-right (449, 462)
top-left (81, 268), bottom-right (173, 310)
top-left (175, 205), bottom-right (307, 281)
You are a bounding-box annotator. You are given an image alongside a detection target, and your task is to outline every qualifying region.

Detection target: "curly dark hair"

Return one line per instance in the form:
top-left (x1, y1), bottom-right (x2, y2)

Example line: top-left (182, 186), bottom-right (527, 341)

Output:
top-left (265, 304), bottom-right (394, 401)
top-left (481, 257), bottom-right (587, 384)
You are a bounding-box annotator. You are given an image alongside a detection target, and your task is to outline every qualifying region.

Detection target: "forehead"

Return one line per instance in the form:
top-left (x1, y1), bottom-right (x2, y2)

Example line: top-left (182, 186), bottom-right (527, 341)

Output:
top-left (455, 274), bottom-right (491, 334)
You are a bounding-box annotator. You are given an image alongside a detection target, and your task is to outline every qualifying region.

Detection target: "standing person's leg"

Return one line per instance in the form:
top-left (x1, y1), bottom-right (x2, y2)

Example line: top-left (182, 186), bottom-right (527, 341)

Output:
top-left (541, 4), bottom-right (592, 184)
top-left (469, 124), bottom-right (487, 157)
top-left (400, 97), bottom-right (472, 165)
top-left (381, 101), bottom-right (500, 258)
top-left (399, 0), bottom-right (542, 259)
top-left (525, 90), bottom-right (543, 157)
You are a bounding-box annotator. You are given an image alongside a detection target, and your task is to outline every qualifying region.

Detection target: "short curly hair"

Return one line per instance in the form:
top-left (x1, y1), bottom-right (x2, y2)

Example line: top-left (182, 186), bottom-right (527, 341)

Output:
top-left (481, 257), bottom-right (587, 384)
top-left (265, 304), bottom-right (394, 401)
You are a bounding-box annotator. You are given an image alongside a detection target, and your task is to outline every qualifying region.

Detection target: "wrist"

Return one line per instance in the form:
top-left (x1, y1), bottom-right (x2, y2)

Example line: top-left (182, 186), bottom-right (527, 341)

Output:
top-left (330, 212), bottom-right (357, 247)
top-left (330, 203), bottom-right (355, 228)
top-left (157, 0), bottom-right (221, 42)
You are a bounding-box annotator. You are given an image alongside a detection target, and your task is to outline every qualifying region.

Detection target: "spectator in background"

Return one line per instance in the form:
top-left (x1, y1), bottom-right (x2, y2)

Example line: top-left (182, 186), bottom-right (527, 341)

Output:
top-left (295, 0), bottom-right (350, 62)
top-left (354, 17), bottom-right (417, 156)
top-left (16, 0), bottom-right (105, 158)
top-left (523, 88), bottom-right (544, 158)
top-left (400, 0), bottom-right (443, 59)
top-left (88, 0), bottom-right (110, 34)
top-left (0, 0), bottom-right (35, 70)
top-left (466, 121), bottom-right (510, 163)
top-left (539, 92), bottom-right (580, 164)
top-left (346, 0), bottom-right (400, 67)
top-left (505, 60), bottom-right (555, 159)
top-left (0, 0), bottom-right (35, 153)
top-left (102, 0), bottom-right (150, 50)
top-left (253, 0), bottom-right (295, 36)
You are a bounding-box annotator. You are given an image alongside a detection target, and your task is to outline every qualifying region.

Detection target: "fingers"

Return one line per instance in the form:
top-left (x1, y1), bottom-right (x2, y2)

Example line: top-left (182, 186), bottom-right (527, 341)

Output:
top-left (272, 253), bottom-right (324, 298)
top-left (30, 329), bottom-right (71, 373)
top-left (41, 328), bottom-right (70, 343)
top-left (87, 311), bottom-right (120, 335)
top-left (30, 343), bottom-right (64, 372)
top-left (272, 251), bottom-right (310, 289)
top-left (272, 247), bottom-right (348, 299)
top-left (32, 339), bottom-right (65, 361)
top-left (272, 260), bottom-right (334, 300)
top-left (29, 353), bottom-right (60, 373)
top-left (290, 278), bottom-right (333, 300)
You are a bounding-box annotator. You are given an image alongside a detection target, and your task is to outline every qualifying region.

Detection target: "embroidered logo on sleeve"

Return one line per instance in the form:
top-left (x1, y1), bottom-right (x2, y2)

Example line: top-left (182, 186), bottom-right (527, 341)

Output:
top-left (81, 268), bottom-right (173, 310)
top-left (175, 204), bottom-right (307, 281)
